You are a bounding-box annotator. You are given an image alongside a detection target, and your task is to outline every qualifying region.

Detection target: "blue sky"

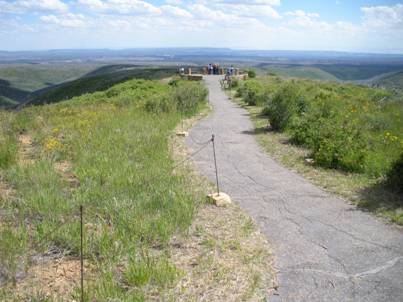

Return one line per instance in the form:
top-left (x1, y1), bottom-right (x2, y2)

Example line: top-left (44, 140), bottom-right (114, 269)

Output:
top-left (0, 0), bottom-right (402, 53)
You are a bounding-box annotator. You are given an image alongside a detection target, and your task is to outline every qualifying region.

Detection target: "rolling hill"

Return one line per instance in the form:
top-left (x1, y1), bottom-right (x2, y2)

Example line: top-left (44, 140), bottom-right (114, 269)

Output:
top-left (0, 63), bottom-right (101, 91)
top-left (0, 65), bottom-right (179, 108)
top-left (375, 71), bottom-right (403, 93)
top-left (29, 66), bottom-right (178, 105)
top-left (263, 65), bottom-right (338, 81)
top-left (314, 64), bottom-right (403, 81)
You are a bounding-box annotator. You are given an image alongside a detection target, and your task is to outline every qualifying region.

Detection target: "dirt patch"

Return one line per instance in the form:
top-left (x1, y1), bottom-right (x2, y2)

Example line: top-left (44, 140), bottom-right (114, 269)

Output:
top-left (0, 177), bottom-right (15, 229)
top-left (167, 205), bottom-right (276, 301)
top-left (166, 106), bottom-right (277, 301)
top-left (54, 160), bottom-right (80, 189)
top-left (18, 133), bottom-right (35, 165)
top-left (4, 257), bottom-right (87, 301)
top-left (0, 178), bottom-right (14, 204)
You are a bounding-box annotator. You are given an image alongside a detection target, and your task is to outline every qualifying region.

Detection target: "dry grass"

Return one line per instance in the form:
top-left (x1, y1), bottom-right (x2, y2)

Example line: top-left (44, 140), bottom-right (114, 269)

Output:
top-left (167, 205), bottom-right (276, 301)
top-left (1, 103), bottom-right (276, 301)
top-left (0, 135), bottom-right (83, 300)
top-left (18, 133), bottom-right (36, 165)
top-left (4, 258), bottom-right (87, 301)
top-left (165, 106), bottom-right (277, 301)
top-left (54, 160), bottom-right (80, 189)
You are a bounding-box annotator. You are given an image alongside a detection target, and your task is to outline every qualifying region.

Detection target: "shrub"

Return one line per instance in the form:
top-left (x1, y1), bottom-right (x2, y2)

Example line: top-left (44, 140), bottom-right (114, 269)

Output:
top-left (264, 83), bottom-right (306, 131)
top-left (241, 80), bottom-right (265, 106)
top-left (172, 81), bottom-right (207, 114)
top-left (229, 77), bottom-right (239, 88)
top-left (247, 69), bottom-right (256, 78)
top-left (313, 118), bottom-right (367, 172)
top-left (386, 153), bottom-right (403, 192)
top-left (145, 93), bottom-right (175, 114)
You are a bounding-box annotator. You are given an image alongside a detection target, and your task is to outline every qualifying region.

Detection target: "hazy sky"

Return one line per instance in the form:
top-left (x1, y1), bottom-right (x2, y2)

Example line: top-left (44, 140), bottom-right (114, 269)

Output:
top-left (0, 0), bottom-right (402, 53)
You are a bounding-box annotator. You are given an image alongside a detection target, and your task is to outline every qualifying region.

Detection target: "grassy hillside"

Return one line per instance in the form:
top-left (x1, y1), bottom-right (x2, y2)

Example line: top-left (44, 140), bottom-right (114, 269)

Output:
top-left (0, 64), bottom-right (101, 92)
top-left (29, 66), bottom-right (178, 106)
top-left (0, 79), bottom-right (30, 105)
top-left (376, 71), bottom-right (403, 92)
top-left (0, 78), bottom-right (210, 300)
top-left (264, 65), bottom-right (338, 81)
top-left (234, 76), bottom-right (403, 223)
top-left (0, 96), bottom-right (18, 107)
top-left (314, 64), bottom-right (403, 81)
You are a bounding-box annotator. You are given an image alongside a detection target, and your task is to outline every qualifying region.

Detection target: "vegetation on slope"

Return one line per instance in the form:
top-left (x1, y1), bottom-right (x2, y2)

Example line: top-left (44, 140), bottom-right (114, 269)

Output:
top-left (29, 66), bottom-right (178, 106)
top-left (376, 71), bottom-right (403, 93)
top-left (0, 96), bottom-right (18, 108)
top-left (264, 65), bottom-right (338, 81)
top-left (0, 79), bottom-right (30, 104)
top-left (235, 76), bottom-right (403, 223)
top-left (0, 78), bottom-right (209, 300)
top-left (314, 64), bottom-right (403, 81)
top-left (0, 64), bottom-right (101, 92)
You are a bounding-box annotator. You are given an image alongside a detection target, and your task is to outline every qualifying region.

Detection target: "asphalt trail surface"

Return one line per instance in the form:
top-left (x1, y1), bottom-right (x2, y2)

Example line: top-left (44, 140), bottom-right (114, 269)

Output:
top-left (186, 75), bottom-right (403, 301)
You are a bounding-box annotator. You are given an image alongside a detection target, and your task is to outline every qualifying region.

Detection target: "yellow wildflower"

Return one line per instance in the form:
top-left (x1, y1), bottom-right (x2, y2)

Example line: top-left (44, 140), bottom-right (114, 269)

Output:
top-left (44, 138), bottom-right (62, 152)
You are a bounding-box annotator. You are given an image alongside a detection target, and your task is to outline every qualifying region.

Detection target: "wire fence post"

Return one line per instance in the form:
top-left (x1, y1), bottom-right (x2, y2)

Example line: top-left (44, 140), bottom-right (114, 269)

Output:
top-left (80, 205), bottom-right (84, 302)
top-left (211, 134), bottom-right (220, 196)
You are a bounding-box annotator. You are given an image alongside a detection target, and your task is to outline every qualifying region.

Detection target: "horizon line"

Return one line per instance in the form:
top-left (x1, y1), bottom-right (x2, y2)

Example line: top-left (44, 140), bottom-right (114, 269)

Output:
top-left (0, 47), bottom-right (403, 56)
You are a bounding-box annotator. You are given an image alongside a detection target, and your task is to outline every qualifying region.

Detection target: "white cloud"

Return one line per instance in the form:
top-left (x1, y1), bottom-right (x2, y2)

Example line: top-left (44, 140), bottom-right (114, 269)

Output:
top-left (285, 10), bottom-right (327, 28)
top-left (40, 13), bottom-right (87, 27)
top-left (165, 0), bottom-right (182, 5)
top-left (161, 5), bottom-right (192, 18)
top-left (189, 4), bottom-right (230, 21)
top-left (0, 0), bottom-right (68, 13)
top-left (285, 10), bottom-right (319, 18)
top-left (234, 4), bottom-right (280, 18)
top-left (206, 0), bottom-right (281, 19)
top-left (78, 0), bottom-right (161, 15)
top-left (361, 4), bottom-right (403, 29)
top-left (215, 0), bottom-right (281, 5)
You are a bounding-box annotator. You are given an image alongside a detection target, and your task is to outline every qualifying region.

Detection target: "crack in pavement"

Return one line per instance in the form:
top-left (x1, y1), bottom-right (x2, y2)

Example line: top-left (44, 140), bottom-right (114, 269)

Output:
top-left (283, 256), bottom-right (403, 280)
top-left (186, 76), bottom-right (403, 301)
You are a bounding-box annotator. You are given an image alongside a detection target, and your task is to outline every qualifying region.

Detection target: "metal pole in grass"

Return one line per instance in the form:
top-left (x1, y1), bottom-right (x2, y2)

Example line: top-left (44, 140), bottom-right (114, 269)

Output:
top-left (80, 205), bottom-right (84, 302)
top-left (212, 134), bottom-right (220, 196)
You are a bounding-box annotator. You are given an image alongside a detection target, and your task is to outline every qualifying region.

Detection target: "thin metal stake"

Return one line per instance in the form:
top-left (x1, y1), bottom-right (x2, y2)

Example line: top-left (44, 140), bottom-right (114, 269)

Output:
top-left (212, 134), bottom-right (220, 195)
top-left (80, 205), bottom-right (84, 302)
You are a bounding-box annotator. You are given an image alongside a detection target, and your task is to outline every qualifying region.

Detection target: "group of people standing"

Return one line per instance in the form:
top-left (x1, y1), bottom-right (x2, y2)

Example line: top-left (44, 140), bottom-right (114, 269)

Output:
top-left (207, 63), bottom-right (220, 75)
top-left (179, 64), bottom-right (239, 77)
top-left (204, 64), bottom-right (238, 76)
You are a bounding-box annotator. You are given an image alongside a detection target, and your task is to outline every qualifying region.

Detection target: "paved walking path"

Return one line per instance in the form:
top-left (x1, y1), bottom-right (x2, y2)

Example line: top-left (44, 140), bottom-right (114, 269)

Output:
top-left (186, 75), bottom-right (403, 301)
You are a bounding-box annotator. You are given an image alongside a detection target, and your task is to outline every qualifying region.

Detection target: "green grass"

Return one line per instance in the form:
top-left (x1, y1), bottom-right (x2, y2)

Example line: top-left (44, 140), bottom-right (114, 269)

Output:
top-left (233, 76), bottom-right (403, 224)
top-left (0, 63), bottom-right (101, 92)
top-left (264, 65), bottom-right (338, 81)
top-left (376, 71), bottom-right (403, 93)
top-left (0, 78), bottom-right (208, 300)
top-left (0, 96), bottom-right (18, 107)
top-left (314, 64), bottom-right (403, 81)
top-left (30, 66), bottom-right (178, 106)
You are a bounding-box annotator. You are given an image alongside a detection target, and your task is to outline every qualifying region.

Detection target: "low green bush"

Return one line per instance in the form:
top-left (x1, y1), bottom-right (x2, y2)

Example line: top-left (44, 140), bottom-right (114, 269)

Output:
top-left (145, 92), bottom-right (175, 114)
top-left (244, 76), bottom-right (403, 176)
top-left (386, 153), bottom-right (403, 192)
top-left (263, 83), bottom-right (306, 131)
top-left (247, 69), bottom-right (256, 78)
top-left (172, 81), bottom-right (207, 114)
top-left (240, 80), bottom-right (265, 106)
top-left (312, 118), bottom-right (367, 172)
